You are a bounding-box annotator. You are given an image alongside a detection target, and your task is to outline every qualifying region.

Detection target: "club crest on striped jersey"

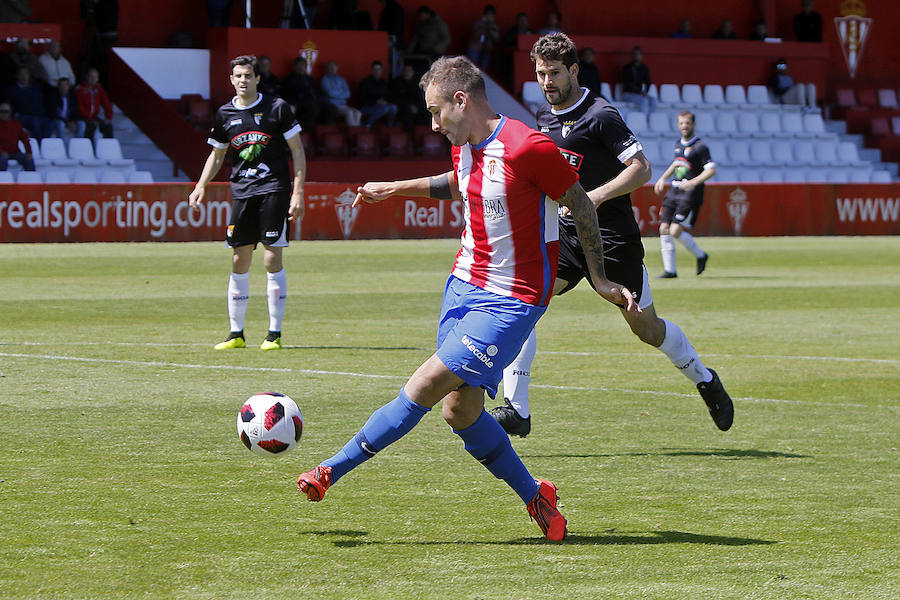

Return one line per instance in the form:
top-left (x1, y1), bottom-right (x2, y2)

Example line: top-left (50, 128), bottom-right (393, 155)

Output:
top-left (561, 120), bottom-right (575, 138)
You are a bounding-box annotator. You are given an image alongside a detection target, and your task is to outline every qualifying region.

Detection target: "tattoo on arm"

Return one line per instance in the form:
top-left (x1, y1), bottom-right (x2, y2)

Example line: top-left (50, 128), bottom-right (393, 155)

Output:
top-left (428, 174), bottom-right (452, 200)
top-left (558, 184), bottom-right (607, 281)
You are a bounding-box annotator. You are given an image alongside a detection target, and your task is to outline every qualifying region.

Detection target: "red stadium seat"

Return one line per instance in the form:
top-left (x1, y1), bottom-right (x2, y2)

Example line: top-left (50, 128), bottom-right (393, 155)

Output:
top-left (320, 131), bottom-right (348, 157)
top-left (420, 132), bottom-right (446, 158)
top-left (387, 131), bottom-right (413, 157)
top-left (180, 93), bottom-right (203, 115)
top-left (892, 116), bottom-right (900, 136)
top-left (299, 131), bottom-right (315, 160)
top-left (835, 88), bottom-right (856, 107)
top-left (857, 89), bottom-right (878, 108)
top-left (352, 131), bottom-right (379, 158)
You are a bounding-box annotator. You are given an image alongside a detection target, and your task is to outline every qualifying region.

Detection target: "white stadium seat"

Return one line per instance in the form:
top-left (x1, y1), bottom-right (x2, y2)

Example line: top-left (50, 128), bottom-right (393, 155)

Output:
top-left (707, 140), bottom-right (730, 166)
top-left (658, 83), bottom-right (681, 105)
top-left (877, 89), bottom-right (899, 110)
top-left (837, 142), bottom-right (868, 167)
top-left (747, 84), bottom-right (778, 108)
top-left (814, 142), bottom-right (840, 166)
top-left (95, 138), bottom-right (136, 170)
top-left (759, 112), bottom-right (784, 137)
top-left (826, 168), bottom-right (850, 183)
top-left (600, 82), bottom-right (613, 101)
top-left (738, 169), bottom-right (761, 182)
top-left (129, 170), bottom-right (155, 183)
top-left (40, 138), bottom-right (78, 167)
top-left (521, 81), bottom-right (543, 114)
top-left (99, 171), bottom-right (127, 183)
top-left (805, 168), bottom-right (829, 183)
top-left (625, 111), bottom-right (649, 135)
top-left (695, 112), bottom-right (716, 136)
top-left (782, 169), bottom-right (807, 183)
top-left (715, 167), bottom-right (739, 182)
top-left (648, 112), bottom-right (671, 136)
top-left (749, 140), bottom-right (778, 166)
top-left (17, 171), bottom-right (43, 183)
top-left (703, 84), bottom-right (726, 107)
top-left (782, 113), bottom-right (809, 137)
top-left (639, 139), bottom-right (661, 163)
top-left (849, 170), bottom-right (871, 183)
top-left (72, 170), bottom-right (99, 183)
top-left (728, 140), bottom-right (752, 166)
top-left (681, 84), bottom-right (703, 105)
top-left (44, 170), bottom-right (72, 183)
top-left (0, 170), bottom-right (13, 183)
top-left (68, 138), bottom-right (107, 167)
top-left (28, 138), bottom-right (51, 168)
top-left (724, 85), bottom-right (748, 107)
top-left (614, 82), bottom-right (624, 102)
top-left (871, 170), bottom-right (892, 183)
top-left (794, 141), bottom-right (821, 165)
top-left (771, 140), bottom-right (803, 166)
top-left (760, 169), bottom-right (784, 182)
top-left (737, 112), bottom-right (760, 136)
top-left (715, 112), bottom-right (739, 136)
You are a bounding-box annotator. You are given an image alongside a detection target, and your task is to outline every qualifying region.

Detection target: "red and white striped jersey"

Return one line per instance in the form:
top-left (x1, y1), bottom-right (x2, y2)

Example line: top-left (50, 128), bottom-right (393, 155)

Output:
top-left (450, 116), bottom-right (578, 306)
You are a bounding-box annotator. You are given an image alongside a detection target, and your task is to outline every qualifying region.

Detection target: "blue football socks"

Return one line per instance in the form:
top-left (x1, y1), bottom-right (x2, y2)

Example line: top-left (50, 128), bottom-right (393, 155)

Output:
top-left (322, 389), bottom-right (430, 483)
top-left (454, 409), bottom-right (540, 504)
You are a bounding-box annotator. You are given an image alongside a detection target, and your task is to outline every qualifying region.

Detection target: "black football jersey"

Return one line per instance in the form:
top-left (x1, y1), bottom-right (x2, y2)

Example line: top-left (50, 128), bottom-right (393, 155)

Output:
top-left (666, 136), bottom-right (714, 202)
top-left (535, 88), bottom-right (641, 239)
top-left (208, 94), bottom-right (301, 199)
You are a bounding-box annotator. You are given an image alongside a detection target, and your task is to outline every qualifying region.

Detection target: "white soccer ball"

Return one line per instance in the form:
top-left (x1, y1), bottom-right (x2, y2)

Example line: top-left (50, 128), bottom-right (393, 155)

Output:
top-left (237, 392), bottom-right (303, 456)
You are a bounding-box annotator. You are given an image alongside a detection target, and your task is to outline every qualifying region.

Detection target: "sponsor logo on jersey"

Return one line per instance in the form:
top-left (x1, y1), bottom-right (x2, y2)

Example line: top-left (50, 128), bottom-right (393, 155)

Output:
top-left (561, 120), bottom-right (575, 138)
top-left (482, 196), bottom-right (507, 221)
top-left (460, 335), bottom-right (497, 368)
top-left (558, 149), bottom-right (583, 170)
top-left (540, 126), bottom-right (550, 133)
top-left (229, 119), bottom-right (242, 127)
top-left (231, 131), bottom-right (272, 150)
top-left (264, 231), bottom-right (279, 237)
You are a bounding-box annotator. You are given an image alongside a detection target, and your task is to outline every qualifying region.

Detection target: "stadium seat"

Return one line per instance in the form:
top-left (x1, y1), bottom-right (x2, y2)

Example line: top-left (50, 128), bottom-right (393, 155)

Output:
top-left (826, 168), bottom-right (850, 183)
top-left (706, 140), bottom-right (729, 166)
top-left (72, 170), bottom-right (99, 183)
top-left (179, 93), bottom-right (203, 115)
top-left (749, 140), bottom-right (778, 166)
top-left (658, 84), bottom-right (680, 106)
top-left (68, 138), bottom-right (106, 167)
top-left (40, 137), bottom-right (78, 167)
top-left (420, 132), bottom-right (446, 157)
top-left (805, 167), bottom-right (829, 183)
top-left (747, 85), bottom-right (777, 109)
top-left (759, 112), bottom-right (784, 137)
top-left (188, 98), bottom-right (212, 128)
top-left (680, 84), bottom-right (703, 106)
top-left (320, 131), bottom-right (348, 157)
top-left (386, 131), bottom-right (413, 157)
top-left (724, 85), bottom-right (748, 107)
top-left (802, 113), bottom-right (830, 138)
top-left (99, 171), bottom-right (127, 183)
top-left (639, 139), bottom-right (662, 164)
top-left (814, 142), bottom-right (840, 166)
top-left (95, 138), bottom-right (136, 169)
top-left (737, 112), bottom-right (760, 136)
top-left (871, 170), bottom-right (891, 183)
top-left (782, 113), bottom-right (809, 137)
top-left (27, 138), bottom-right (51, 168)
top-left (856, 89), bottom-right (878, 108)
top-left (891, 116), bottom-right (900, 136)
top-left (835, 88), bottom-right (856, 108)
top-left (738, 169), bottom-right (761, 182)
top-left (647, 83), bottom-right (658, 100)
top-left (836, 142), bottom-right (868, 167)
top-left (0, 170), bottom-right (13, 183)
top-left (782, 168), bottom-right (807, 183)
top-left (17, 171), bottom-right (43, 183)
top-left (877, 89), bottom-right (899, 109)
top-left (760, 169), bottom-right (784, 182)
top-left (702, 84), bottom-right (726, 107)
top-left (771, 141), bottom-right (803, 167)
top-left (728, 140), bottom-right (752, 166)
top-left (848, 170), bottom-right (871, 183)
top-left (522, 81), bottom-right (544, 114)
top-left (299, 131), bottom-right (315, 160)
top-left (648, 112), bottom-right (671, 136)
top-left (600, 81), bottom-right (613, 101)
top-left (625, 111), bottom-right (648, 136)
top-left (715, 112), bottom-right (739, 137)
top-left (45, 169), bottom-right (72, 183)
top-left (352, 131), bottom-right (379, 158)
top-left (128, 170), bottom-right (154, 183)
top-left (695, 112), bottom-right (716, 137)
top-left (793, 140), bottom-right (819, 165)
top-left (614, 82), bottom-right (624, 102)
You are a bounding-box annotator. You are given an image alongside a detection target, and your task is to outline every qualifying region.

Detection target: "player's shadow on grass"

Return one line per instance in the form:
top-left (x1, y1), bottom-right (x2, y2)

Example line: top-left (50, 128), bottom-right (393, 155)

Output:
top-left (521, 448), bottom-right (809, 460)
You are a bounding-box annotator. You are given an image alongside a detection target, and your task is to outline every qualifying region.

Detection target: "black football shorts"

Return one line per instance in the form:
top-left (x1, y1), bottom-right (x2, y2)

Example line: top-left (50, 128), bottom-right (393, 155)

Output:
top-left (226, 191), bottom-right (291, 248)
top-left (660, 194), bottom-right (703, 228)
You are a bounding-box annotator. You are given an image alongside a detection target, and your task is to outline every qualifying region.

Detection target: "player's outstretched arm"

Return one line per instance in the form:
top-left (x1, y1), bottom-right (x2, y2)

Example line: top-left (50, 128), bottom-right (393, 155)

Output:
top-left (586, 151), bottom-right (652, 207)
top-left (353, 171), bottom-right (457, 207)
top-left (189, 147), bottom-right (227, 210)
top-left (555, 182), bottom-right (640, 313)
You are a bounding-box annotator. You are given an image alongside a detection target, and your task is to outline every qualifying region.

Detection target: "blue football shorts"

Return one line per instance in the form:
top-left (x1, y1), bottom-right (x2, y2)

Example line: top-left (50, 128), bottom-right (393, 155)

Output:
top-left (436, 275), bottom-right (546, 398)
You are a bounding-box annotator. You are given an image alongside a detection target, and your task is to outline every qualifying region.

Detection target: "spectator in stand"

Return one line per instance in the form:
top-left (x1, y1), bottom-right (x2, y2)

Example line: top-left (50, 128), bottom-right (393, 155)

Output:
top-left (9, 38), bottom-right (46, 83)
top-left (537, 11), bottom-right (562, 35)
top-left (711, 18), bottom-right (736, 40)
top-left (467, 4), bottom-right (499, 71)
top-left (38, 40), bottom-right (77, 89)
top-left (390, 62), bottom-right (426, 130)
top-left (320, 59), bottom-right (362, 126)
top-left (621, 46), bottom-right (656, 114)
top-left (794, 0), bottom-right (822, 42)
top-left (279, 56), bottom-right (322, 129)
top-left (500, 12), bottom-right (532, 89)
top-left (750, 20), bottom-right (768, 41)
top-left (767, 58), bottom-right (816, 111)
top-left (578, 47), bottom-right (603, 98)
top-left (76, 67), bottom-right (114, 141)
top-left (0, 101), bottom-right (35, 172)
top-left (45, 77), bottom-right (85, 141)
top-left (377, 0), bottom-right (404, 42)
top-left (671, 19), bottom-right (692, 39)
top-left (405, 5), bottom-right (451, 70)
top-left (257, 55), bottom-right (280, 97)
top-left (357, 60), bottom-right (398, 128)
top-left (0, 1), bottom-right (31, 23)
top-left (8, 66), bottom-right (49, 139)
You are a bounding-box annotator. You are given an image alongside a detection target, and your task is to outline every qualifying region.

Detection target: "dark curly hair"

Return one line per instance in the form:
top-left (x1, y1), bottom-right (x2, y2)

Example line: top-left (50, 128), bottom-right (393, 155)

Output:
top-left (530, 33), bottom-right (578, 68)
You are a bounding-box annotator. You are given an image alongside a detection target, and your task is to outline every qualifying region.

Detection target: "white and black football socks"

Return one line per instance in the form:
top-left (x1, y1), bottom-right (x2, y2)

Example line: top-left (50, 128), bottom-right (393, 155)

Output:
top-left (266, 268), bottom-right (287, 336)
top-left (676, 230), bottom-right (706, 259)
top-left (227, 271), bottom-right (250, 335)
top-left (660, 234), bottom-right (677, 274)
top-left (657, 319), bottom-right (712, 385)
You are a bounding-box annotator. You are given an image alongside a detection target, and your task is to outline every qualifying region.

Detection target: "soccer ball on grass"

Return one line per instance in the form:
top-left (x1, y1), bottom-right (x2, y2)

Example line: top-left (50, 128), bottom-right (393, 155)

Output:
top-left (237, 392), bottom-right (303, 456)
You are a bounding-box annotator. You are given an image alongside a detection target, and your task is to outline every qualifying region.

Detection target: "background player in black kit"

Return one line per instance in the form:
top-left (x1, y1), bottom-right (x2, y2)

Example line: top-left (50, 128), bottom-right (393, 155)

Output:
top-left (189, 55), bottom-right (306, 351)
top-left (654, 110), bottom-right (714, 279)
top-left (490, 33), bottom-right (733, 437)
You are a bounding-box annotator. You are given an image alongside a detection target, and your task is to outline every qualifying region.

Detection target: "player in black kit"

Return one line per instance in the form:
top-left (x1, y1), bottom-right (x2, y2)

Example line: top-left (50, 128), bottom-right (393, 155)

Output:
top-left (490, 33), bottom-right (733, 436)
top-left (653, 110), bottom-right (714, 278)
top-left (189, 55), bottom-right (306, 351)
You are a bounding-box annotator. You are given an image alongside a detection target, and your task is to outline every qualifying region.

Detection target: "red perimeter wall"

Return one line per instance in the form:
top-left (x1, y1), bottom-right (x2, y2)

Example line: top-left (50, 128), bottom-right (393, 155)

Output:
top-left (1, 183), bottom-right (896, 243)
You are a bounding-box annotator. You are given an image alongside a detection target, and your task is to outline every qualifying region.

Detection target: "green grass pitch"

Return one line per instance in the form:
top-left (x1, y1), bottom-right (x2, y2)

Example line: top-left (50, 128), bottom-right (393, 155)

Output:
top-left (1, 236), bottom-right (898, 599)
